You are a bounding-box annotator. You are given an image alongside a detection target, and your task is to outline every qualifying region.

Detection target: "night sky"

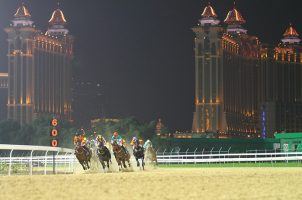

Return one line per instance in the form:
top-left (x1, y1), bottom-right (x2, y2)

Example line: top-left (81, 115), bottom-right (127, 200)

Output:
top-left (0, 0), bottom-right (301, 131)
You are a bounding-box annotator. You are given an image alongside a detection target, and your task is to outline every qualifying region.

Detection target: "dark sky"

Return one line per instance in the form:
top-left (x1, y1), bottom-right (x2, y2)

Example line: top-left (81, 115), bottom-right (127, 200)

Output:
top-left (0, 0), bottom-right (302, 131)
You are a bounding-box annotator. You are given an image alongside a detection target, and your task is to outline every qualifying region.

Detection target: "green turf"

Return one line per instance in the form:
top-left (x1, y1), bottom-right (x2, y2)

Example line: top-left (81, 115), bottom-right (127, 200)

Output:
top-left (158, 162), bottom-right (302, 168)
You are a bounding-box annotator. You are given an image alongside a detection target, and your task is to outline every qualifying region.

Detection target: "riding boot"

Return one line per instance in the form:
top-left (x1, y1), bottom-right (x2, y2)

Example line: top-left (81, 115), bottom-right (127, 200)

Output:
top-left (83, 146), bottom-right (90, 157)
top-left (122, 146), bottom-right (128, 155)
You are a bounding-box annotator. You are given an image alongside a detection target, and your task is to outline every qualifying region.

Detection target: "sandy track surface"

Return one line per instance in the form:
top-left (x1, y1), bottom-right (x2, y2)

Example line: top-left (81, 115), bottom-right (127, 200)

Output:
top-left (0, 168), bottom-right (302, 200)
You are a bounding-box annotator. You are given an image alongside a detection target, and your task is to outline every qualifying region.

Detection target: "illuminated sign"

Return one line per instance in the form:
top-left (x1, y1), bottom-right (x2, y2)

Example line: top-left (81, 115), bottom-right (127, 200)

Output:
top-left (51, 118), bottom-right (58, 127)
top-left (51, 139), bottom-right (58, 147)
top-left (50, 118), bottom-right (59, 147)
top-left (50, 129), bottom-right (58, 137)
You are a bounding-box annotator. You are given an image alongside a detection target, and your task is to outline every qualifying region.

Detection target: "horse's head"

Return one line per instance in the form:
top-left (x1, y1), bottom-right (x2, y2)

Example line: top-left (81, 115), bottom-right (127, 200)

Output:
top-left (75, 145), bottom-right (85, 155)
top-left (112, 141), bottom-right (121, 152)
top-left (144, 140), bottom-right (152, 149)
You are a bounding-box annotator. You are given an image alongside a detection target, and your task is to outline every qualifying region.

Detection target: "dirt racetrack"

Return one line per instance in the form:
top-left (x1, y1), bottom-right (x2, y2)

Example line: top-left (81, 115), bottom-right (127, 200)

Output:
top-left (0, 167), bottom-right (302, 200)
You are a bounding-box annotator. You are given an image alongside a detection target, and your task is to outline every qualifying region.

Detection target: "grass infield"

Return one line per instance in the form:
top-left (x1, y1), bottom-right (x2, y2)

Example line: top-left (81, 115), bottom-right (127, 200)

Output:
top-left (158, 162), bottom-right (302, 168)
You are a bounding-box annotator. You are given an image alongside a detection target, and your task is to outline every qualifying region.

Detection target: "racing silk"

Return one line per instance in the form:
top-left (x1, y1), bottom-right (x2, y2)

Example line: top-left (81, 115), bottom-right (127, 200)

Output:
top-left (73, 135), bottom-right (87, 146)
top-left (97, 137), bottom-right (107, 147)
top-left (111, 135), bottom-right (123, 146)
top-left (130, 138), bottom-right (143, 147)
top-left (143, 140), bottom-right (152, 149)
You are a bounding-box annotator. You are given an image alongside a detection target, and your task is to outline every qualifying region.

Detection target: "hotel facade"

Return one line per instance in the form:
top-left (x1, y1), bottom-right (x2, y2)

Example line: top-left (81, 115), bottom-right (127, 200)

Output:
top-left (192, 3), bottom-right (302, 138)
top-left (4, 5), bottom-right (73, 125)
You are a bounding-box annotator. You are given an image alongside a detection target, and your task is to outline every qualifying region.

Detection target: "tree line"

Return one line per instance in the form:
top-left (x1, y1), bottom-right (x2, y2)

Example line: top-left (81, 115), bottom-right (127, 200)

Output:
top-left (0, 116), bottom-right (167, 148)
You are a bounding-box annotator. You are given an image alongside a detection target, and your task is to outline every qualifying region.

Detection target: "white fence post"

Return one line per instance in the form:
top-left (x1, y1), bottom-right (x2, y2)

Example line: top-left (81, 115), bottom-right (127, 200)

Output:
top-left (64, 152), bottom-right (68, 174)
top-left (0, 145), bottom-right (74, 176)
top-left (194, 148), bottom-right (198, 164)
top-left (55, 151), bottom-right (59, 174)
top-left (227, 147), bottom-right (232, 153)
top-left (8, 149), bottom-right (14, 176)
top-left (169, 149), bottom-right (174, 165)
top-left (29, 150), bottom-right (34, 175)
top-left (44, 150), bottom-right (49, 175)
top-left (219, 147), bottom-right (222, 163)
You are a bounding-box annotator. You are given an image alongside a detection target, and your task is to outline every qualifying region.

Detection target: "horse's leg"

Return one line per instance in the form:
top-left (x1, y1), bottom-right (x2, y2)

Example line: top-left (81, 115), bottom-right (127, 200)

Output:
top-left (142, 156), bottom-right (145, 170)
top-left (136, 157), bottom-right (139, 167)
top-left (123, 160), bottom-right (127, 168)
top-left (101, 160), bottom-right (105, 170)
top-left (86, 159), bottom-right (90, 169)
top-left (80, 161), bottom-right (86, 170)
top-left (128, 157), bottom-right (131, 167)
top-left (117, 159), bottom-right (121, 171)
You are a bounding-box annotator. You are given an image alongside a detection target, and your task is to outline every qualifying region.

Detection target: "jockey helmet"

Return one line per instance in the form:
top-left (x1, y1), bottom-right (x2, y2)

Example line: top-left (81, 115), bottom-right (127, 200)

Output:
top-left (97, 135), bottom-right (103, 141)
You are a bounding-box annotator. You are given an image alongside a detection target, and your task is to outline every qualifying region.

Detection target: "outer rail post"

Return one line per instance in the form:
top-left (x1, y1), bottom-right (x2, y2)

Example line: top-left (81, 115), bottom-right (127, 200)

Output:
top-left (30, 150), bottom-right (34, 175)
top-left (210, 147), bottom-right (214, 154)
top-left (169, 149), bottom-right (174, 165)
top-left (219, 147), bottom-right (222, 163)
top-left (185, 148), bottom-right (189, 163)
top-left (68, 153), bottom-right (72, 173)
top-left (8, 149), bottom-right (14, 176)
top-left (44, 150), bottom-right (49, 175)
top-left (228, 147), bottom-right (232, 154)
top-left (194, 148), bottom-right (198, 164)
top-left (54, 151), bottom-right (59, 174)
top-left (64, 152), bottom-right (68, 174)
top-left (163, 149), bottom-right (166, 156)
top-left (163, 149), bottom-right (166, 164)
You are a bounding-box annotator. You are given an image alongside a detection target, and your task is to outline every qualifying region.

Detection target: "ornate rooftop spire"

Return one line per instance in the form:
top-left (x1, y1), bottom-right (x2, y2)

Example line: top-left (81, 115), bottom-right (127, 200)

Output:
top-left (46, 4), bottom-right (68, 36)
top-left (12, 3), bottom-right (34, 27)
top-left (282, 23), bottom-right (301, 44)
top-left (283, 24), bottom-right (299, 37)
top-left (224, 2), bottom-right (247, 34)
top-left (201, 2), bottom-right (217, 18)
top-left (199, 2), bottom-right (220, 26)
top-left (14, 3), bottom-right (31, 19)
top-left (224, 7), bottom-right (246, 24)
top-left (48, 8), bottom-right (67, 26)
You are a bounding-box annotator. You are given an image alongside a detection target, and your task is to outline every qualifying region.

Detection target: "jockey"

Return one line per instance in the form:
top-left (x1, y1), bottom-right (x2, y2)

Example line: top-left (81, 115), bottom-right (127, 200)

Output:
top-left (73, 129), bottom-right (90, 156)
top-left (96, 135), bottom-right (107, 148)
top-left (143, 139), bottom-right (152, 149)
top-left (111, 131), bottom-right (122, 146)
top-left (130, 137), bottom-right (143, 150)
top-left (111, 131), bottom-right (128, 154)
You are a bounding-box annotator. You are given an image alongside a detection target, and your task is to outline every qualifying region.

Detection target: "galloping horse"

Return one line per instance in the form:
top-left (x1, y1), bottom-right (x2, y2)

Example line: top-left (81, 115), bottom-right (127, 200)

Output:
top-left (112, 141), bottom-right (131, 171)
top-left (143, 140), bottom-right (157, 165)
top-left (133, 145), bottom-right (145, 170)
top-left (75, 145), bottom-right (92, 170)
top-left (97, 145), bottom-right (111, 170)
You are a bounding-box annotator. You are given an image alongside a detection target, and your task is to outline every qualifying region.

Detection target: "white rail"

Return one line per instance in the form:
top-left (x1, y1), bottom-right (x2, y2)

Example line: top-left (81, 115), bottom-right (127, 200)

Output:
top-left (157, 152), bottom-right (302, 164)
top-left (0, 144), bottom-right (75, 176)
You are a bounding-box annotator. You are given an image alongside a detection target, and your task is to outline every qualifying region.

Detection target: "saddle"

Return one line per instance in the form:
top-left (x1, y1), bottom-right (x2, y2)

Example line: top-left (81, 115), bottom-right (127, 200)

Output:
top-left (98, 146), bottom-right (110, 156)
top-left (133, 145), bottom-right (144, 156)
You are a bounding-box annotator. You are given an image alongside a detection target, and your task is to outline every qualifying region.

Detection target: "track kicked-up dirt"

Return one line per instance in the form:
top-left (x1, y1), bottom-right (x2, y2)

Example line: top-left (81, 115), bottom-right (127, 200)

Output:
top-left (1, 168), bottom-right (302, 200)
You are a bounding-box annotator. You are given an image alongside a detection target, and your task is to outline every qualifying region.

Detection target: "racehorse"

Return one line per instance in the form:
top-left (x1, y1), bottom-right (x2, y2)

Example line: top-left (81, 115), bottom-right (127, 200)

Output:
top-left (133, 145), bottom-right (145, 170)
top-left (143, 140), bottom-right (157, 165)
top-left (75, 145), bottom-right (92, 170)
top-left (97, 145), bottom-right (112, 170)
top-left (112, 141), bottom-right (131, 171)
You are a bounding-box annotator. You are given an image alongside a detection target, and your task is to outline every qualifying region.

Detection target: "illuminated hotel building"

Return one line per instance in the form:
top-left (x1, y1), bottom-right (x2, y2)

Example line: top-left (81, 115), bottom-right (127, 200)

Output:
top-left (192, 3), bottom-right (302, 138)
top-left (5, 5), bottom-right (73, 125)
